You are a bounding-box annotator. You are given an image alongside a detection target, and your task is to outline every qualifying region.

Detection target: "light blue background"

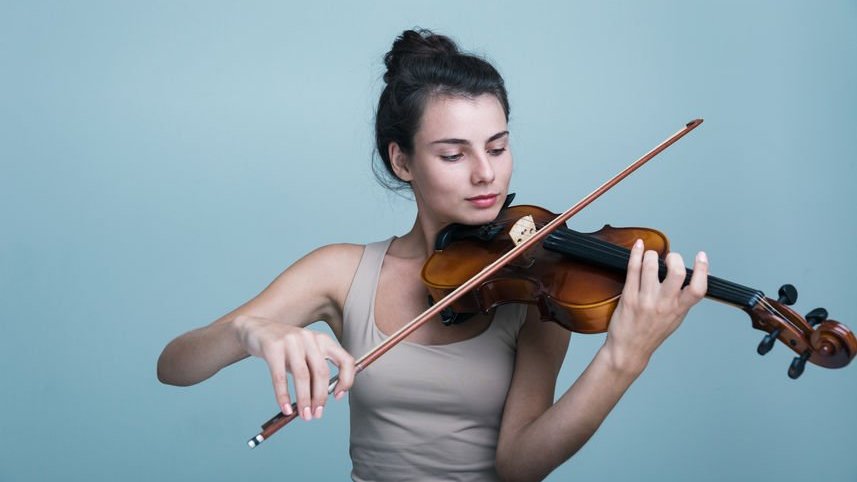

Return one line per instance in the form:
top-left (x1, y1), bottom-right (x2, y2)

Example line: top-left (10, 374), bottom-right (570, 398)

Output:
top-left (2, 1), bottom-right (855, 481)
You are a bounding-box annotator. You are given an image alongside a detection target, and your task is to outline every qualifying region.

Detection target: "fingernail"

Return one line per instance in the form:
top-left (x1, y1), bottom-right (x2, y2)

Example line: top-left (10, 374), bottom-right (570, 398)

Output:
top-left (697, 251), bottom-right (708, 263)
top-left (302, 406), bottom-right (312, 421)
top-left (282, 404), bottom-right (293, 416)
top-left (334, 391), bottom-right (343, 400)
top-left (634, 239), bottom-right (643, 249)
top-left (315, 406), bottom-right (323, 419)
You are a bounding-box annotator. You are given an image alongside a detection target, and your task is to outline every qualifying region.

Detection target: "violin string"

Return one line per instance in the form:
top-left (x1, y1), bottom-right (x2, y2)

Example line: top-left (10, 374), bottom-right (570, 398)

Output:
top-left (541, 225), bottom-right (811, 339)
top-left (544, 227), bottom-right (744, 297)
top-left (504, 217), bottom-right (810, 346)
top-left (496, 216), bottom-right (793, 313)
top-left (542, 225), bottom-right (764, 306)
top-left (559, 227), bottom-right (757, 303)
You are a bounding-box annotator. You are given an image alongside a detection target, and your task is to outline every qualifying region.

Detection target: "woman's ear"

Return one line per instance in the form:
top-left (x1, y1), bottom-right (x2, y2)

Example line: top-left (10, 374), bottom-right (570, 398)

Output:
top-left (388, 142), bottom-right (413, 182)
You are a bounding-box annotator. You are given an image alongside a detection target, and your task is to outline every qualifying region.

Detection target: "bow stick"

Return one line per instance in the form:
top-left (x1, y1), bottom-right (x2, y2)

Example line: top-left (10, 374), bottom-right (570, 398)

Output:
top-left (247, 118), bottom-right (704, 448)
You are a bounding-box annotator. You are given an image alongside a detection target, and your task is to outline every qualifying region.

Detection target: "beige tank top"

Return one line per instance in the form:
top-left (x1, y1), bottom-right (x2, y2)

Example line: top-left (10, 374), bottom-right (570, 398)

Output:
top-left (341, 237), bottom-right (527, 482)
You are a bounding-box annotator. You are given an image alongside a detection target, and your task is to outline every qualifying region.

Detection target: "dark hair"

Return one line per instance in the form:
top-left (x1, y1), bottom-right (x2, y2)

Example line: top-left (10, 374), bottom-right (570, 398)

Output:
top-left (373, 28), bottom-right (510, 192)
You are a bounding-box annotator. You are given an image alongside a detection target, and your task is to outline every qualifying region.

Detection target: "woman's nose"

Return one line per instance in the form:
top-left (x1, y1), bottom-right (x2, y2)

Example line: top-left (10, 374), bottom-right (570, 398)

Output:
top-left (471, 153), bottom-right (495, 184)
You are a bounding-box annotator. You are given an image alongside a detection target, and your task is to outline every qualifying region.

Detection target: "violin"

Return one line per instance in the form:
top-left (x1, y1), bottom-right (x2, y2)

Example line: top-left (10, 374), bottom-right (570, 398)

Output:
top-left (247, 118), bottom-right (856, 448)
top-left (422, 195), bottom-right (857, 379)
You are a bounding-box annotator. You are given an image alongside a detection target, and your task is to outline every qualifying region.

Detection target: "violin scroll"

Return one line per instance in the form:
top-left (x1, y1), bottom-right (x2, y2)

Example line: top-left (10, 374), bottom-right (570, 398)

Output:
top-left (746, 285), bottom-right (857, 378)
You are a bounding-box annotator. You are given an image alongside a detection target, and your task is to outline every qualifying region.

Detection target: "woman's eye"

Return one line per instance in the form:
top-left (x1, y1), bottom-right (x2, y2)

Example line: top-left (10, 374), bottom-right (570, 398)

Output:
top-left (488, 147), bottom-right (507, 156)
top-left (440, 153), bottom-right (463, 161)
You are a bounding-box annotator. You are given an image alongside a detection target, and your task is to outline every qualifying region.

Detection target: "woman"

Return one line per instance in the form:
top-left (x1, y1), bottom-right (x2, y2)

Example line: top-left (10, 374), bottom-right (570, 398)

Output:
top-left (157, 29), bottom-right (708, 481)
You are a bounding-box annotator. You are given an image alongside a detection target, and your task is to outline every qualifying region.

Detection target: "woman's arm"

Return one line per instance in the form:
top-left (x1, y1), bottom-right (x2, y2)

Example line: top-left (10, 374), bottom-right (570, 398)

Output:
top-left (156, 243), bottom-right (363, 420)
top-left (495, 241), bottom-right (708, 482)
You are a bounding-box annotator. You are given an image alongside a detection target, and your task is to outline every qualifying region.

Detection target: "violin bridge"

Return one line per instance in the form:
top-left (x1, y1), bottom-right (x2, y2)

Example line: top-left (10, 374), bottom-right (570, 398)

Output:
top-left (509, 215), bottom-right (537, 246)
top-left (509, 215), bottom-right (537, 268)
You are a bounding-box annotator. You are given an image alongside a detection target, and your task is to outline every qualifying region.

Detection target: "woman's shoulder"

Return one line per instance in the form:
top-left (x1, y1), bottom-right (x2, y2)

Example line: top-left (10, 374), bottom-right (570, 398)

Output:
top-left (306, 242), bottom-right (366, 264)
top-left (305, 237), bottom-right (395, 269)
top-left (294, 239), bottom-right (395, 306)
top-left (295, 243), bottom-right (366, 289)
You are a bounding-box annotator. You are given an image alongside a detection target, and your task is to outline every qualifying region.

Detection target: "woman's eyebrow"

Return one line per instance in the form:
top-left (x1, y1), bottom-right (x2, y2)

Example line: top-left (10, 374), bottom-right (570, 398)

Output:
top-left (429, 130), bottom-right (510, 146)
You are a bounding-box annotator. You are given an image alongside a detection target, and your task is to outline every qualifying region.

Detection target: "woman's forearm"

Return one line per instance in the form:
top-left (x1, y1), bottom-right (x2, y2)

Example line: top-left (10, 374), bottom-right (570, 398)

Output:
top-left (498, 343), bottom-right (645, 482)
top-left (157, 316), bottom-right (250, 386)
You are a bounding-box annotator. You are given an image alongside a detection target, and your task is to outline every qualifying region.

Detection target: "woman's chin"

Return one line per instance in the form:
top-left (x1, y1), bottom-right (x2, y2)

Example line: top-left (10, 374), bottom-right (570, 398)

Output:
top-left (457, 207), bottom-right (503, 226)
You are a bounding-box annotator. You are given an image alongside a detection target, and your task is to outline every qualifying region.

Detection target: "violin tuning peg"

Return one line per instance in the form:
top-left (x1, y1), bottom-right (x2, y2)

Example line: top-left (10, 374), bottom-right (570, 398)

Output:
top-left (777, 284), bottom-right (798, 306)
top-left (757, 328), bottom-right (781, 356)
top-left (788, 351), bottom-right (811, 379)
top-left (805, 307), bottom-right (828, 327)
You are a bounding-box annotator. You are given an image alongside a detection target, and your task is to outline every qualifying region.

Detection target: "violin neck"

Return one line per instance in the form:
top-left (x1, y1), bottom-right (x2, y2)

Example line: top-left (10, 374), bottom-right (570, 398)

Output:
top-left (543, 228), bottom-right (764, 309)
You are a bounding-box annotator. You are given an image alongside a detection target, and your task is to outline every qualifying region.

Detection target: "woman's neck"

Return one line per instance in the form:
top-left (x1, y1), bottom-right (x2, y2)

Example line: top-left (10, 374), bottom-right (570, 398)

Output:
top-left (390, 213), bottom-right (444, 261)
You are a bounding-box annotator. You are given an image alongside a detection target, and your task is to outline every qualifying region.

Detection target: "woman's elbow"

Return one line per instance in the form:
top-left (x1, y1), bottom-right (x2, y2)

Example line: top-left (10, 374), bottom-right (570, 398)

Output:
top-left (495, 453), bottom-right (535, 482)
top-left (496, 446), bottom-right (555, 482)
top-left (156, 352), bottom-right (178, 385)
top-left (156, 348), bottom-right (195, 386)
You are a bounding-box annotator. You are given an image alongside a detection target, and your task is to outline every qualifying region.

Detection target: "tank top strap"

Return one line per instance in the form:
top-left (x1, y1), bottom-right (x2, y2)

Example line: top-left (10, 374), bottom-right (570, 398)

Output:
top-left (341, 237), bottom-right (394, 354)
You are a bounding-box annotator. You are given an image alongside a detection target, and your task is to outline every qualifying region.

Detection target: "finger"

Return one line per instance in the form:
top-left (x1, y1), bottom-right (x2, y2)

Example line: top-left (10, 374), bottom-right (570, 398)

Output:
top-left (285, 339), bottom-right (313, 422)
top-left (319, 337), bottom-right (356, 398)
top-left (303, 332), bottom-right (331, 419)
top-left (264, 346), bottom-right (293, 416)
top-left (639, 249), bottom-right (661, 297)
top-left (661, 252), bottom-right (686, 295)
top-left (622, 239), bottom-right (645, 299)
top-left (680, 251), bottom-right (709, 308)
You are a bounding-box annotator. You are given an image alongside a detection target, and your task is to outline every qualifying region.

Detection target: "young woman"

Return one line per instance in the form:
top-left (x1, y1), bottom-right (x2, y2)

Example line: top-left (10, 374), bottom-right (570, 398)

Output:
top-left (157, 29), bottom-right (708, 481)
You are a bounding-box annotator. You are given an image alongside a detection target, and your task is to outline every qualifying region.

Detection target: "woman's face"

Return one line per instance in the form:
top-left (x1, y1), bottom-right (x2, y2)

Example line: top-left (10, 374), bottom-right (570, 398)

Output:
top-left (392, 93), bottom-right (512, 229)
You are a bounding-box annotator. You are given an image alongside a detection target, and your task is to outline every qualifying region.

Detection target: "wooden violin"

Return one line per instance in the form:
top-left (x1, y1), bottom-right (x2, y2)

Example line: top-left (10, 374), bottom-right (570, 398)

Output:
top-left (422, 196), bottom-right (857, 379)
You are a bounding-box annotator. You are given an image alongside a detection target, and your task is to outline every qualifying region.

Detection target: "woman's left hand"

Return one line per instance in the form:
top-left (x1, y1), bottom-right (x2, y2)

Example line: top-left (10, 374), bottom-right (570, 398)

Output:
top-left (604, 238), bottom-right (709, 375)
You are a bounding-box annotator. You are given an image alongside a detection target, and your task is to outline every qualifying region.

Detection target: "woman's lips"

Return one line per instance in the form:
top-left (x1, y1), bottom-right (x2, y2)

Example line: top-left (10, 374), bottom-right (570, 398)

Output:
top-left (466, 194), bottom-right (499, 208)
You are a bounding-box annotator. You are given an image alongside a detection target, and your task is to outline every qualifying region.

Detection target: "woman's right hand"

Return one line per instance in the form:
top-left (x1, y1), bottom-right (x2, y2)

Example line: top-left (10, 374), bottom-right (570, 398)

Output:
top-left (234, 315), bottom-right (356, 421)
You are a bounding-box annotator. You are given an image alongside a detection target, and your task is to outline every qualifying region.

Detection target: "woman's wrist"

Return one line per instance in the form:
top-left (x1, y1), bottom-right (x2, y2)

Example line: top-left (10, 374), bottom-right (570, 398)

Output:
top-left (229, 314), bottom-right (256, 358)
top-left (230, 314), bottom-right (247, 342)
top-left (599, 338), bottom-right (650, 380)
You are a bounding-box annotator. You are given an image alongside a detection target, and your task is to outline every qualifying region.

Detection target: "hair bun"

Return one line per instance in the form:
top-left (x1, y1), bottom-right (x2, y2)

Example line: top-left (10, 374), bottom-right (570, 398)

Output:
top-left (383, 29), bottom-right (459, 84)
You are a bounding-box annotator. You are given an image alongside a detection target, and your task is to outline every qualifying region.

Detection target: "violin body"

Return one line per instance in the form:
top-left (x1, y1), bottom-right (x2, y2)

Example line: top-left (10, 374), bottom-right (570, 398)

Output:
top-left (422, 202), bottom-right (857, 378)
top-left (422, 204), bottom-right (669, 334)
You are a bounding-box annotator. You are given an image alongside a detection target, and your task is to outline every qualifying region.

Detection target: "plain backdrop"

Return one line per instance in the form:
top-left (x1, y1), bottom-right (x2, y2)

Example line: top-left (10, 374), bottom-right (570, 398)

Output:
top-left (2, 1), bottom-right (856, 481)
